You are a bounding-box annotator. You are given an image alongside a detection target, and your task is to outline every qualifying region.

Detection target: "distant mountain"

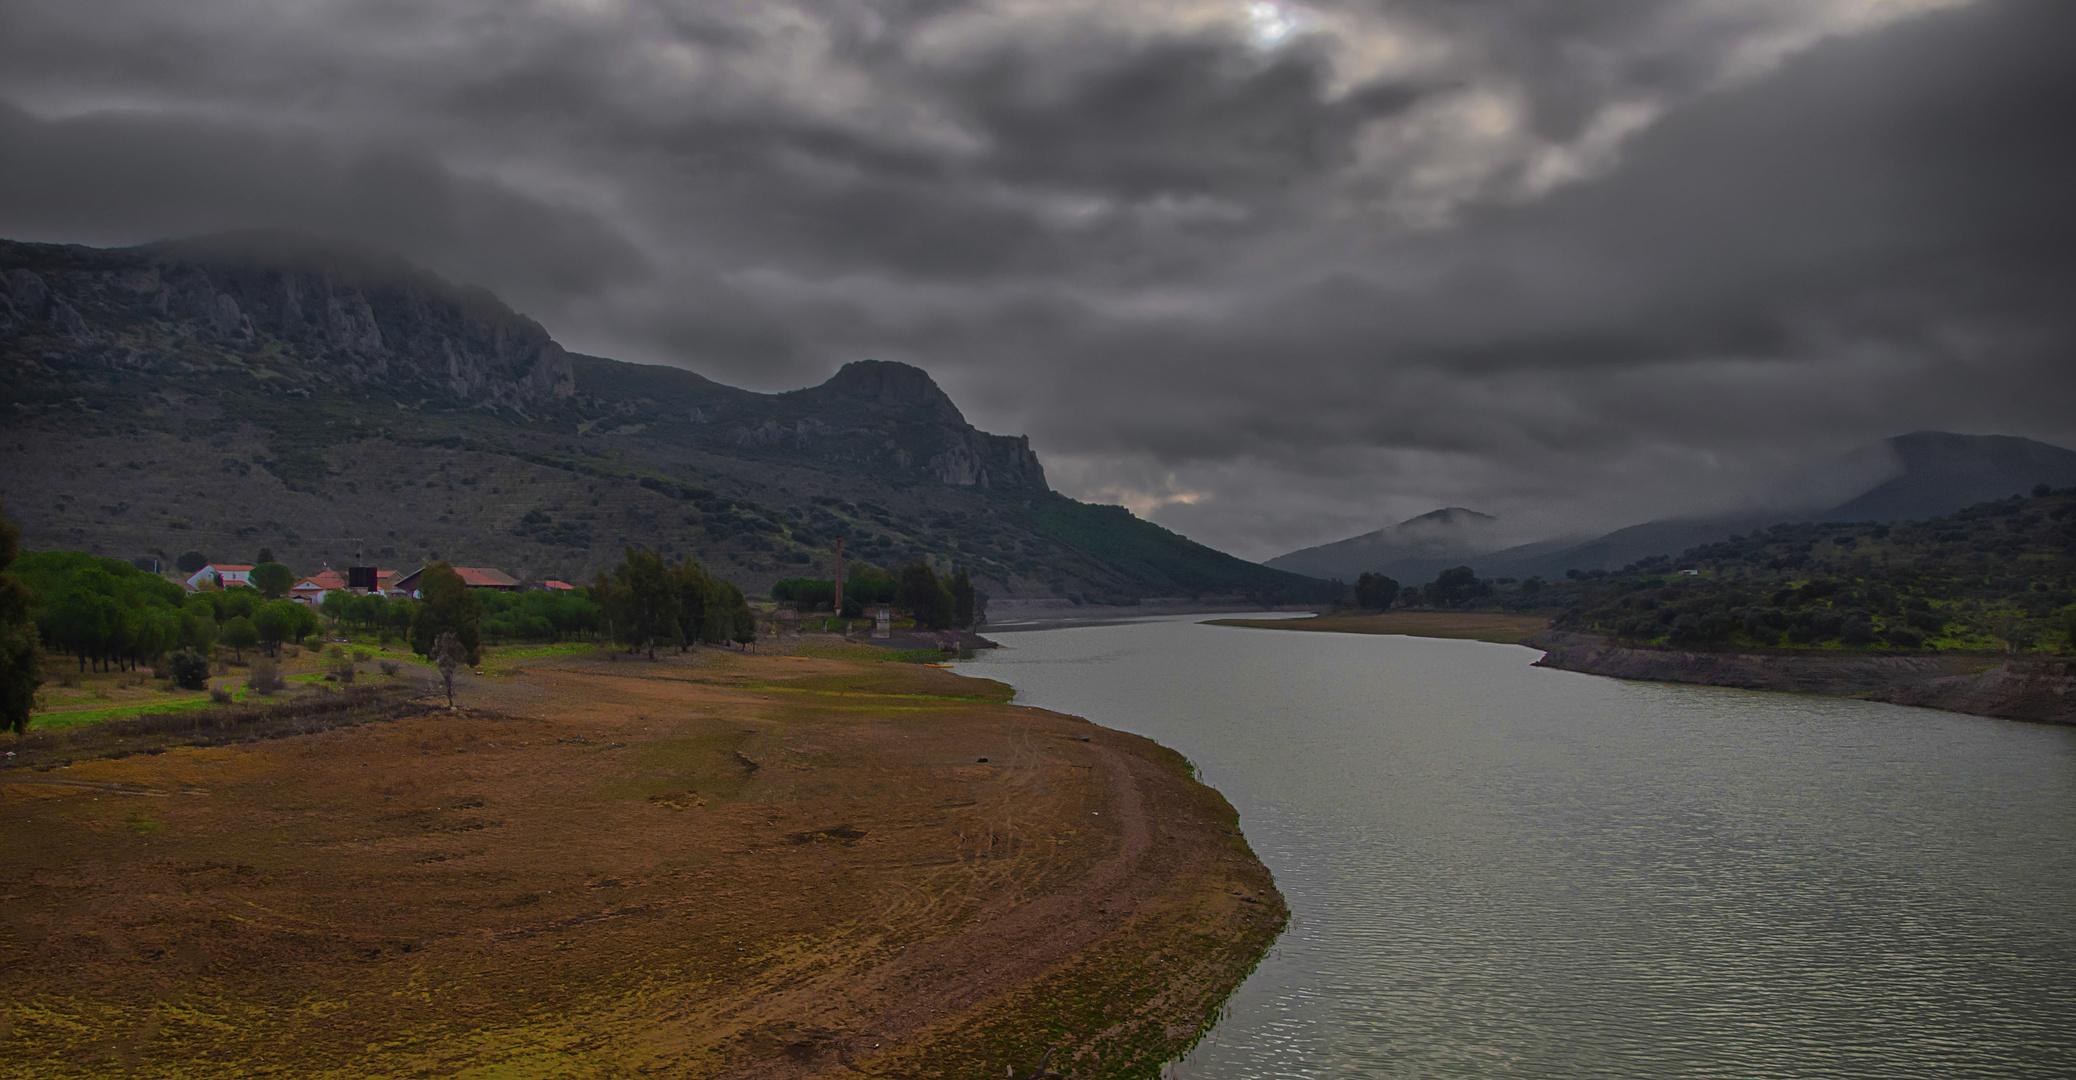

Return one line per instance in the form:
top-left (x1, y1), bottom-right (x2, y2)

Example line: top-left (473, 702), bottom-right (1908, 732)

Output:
top-left (1469, 432), bottom-right (2076, 583)
top-left (1273, 431), bottom-right (2076, 588)
top-left (1818, 431), bottom-right (2076, 524)
top-left (0, 232), bottom-right (1327, 604)
top-left (1265, 507), bottom-right (1504, 582)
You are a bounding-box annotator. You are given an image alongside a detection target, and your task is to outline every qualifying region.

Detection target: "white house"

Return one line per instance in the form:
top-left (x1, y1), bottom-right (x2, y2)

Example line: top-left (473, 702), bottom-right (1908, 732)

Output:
top-left (185, 563), bottom-right (255, 591)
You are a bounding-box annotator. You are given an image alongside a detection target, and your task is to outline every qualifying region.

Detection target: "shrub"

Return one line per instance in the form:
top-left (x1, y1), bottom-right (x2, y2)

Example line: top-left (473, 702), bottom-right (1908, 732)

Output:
top-left (352, 649), bottom-right (371, 663)
top-left (209, 685), bottom-right (234, 704)
top-left (249, 658), bottom-right (284, 696)
top-left (378, 659), bottom-right (400, 677)
top-left (165, 649), bottom-right (210, 691)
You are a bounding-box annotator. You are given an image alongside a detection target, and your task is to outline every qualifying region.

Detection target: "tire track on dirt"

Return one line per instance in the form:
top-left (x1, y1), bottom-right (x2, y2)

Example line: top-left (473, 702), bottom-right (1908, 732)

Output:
top-left (706, 737), bottom-right (1162, 1079)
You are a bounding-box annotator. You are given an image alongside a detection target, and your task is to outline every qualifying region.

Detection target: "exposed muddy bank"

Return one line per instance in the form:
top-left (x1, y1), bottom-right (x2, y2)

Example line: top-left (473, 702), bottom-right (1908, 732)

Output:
top-left (1529, 632), bottom-right (2076, 724)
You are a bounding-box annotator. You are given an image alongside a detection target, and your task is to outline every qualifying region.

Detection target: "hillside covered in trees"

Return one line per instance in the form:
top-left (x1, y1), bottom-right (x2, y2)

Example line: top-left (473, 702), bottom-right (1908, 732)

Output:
top-left (1420, 486), bottom-right (2076, 654)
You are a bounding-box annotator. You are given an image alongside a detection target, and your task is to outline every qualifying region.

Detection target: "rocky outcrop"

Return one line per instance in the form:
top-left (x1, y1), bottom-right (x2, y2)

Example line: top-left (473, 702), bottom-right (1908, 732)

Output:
top-left (1529, 631), bottom-right (2076, 724)
top-left (806, 359), bottom-right (967, 424)
top-left (928, 428), bottom-right (1047, 489)
top-left (0, 231), bottom-right (574, 410)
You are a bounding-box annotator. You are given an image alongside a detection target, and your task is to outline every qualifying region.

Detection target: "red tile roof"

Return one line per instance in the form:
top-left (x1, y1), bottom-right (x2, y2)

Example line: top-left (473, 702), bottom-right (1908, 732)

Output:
top-left (294, 571), bottom-right (348, 590)
top-left (208, 564), bottom-right (255, 572)
top-left (542, 580), bottom-right (576, 590)
top-left (453, 566), bottom-right (520, 588)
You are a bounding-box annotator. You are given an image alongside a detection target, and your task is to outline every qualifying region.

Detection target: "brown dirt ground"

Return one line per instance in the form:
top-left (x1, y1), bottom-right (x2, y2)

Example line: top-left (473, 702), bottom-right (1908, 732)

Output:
top-left (1207, 611), bottom-right (1551, 644)
top-left (0, 645), bottom-right (1284, 1079)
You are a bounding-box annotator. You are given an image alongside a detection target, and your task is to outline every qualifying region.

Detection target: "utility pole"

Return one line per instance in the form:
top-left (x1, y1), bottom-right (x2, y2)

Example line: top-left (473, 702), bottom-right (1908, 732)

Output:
top-left (833, 537), bottom-right (845, 632)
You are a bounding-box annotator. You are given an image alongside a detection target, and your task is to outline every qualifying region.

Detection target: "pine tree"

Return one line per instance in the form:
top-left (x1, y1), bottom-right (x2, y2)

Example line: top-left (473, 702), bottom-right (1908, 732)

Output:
top-left (0, 503), bottom-right (42, 736)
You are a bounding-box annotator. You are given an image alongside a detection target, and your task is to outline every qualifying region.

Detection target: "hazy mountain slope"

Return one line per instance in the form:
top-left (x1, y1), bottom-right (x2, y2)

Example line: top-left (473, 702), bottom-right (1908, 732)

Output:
top-left (1266, 507), bottom-right (1503, 581)
top-left (1375, 432), bottom-right (2076, 586)
top-left (0, 232), bottom-right (1325, 604)
top-left (1819, 431), bottom-right (2076, 523)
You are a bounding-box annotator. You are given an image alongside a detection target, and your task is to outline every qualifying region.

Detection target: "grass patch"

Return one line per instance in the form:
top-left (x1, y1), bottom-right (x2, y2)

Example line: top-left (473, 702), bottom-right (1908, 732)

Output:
top-left (487, 641), bottom-right (597, 662)
top-left (32, 694), bottom-right (218, 731)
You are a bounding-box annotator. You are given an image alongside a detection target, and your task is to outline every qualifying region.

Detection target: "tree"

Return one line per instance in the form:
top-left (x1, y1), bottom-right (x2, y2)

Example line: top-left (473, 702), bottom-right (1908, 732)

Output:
top-left (222, 616), bottom-right (259, 660)
top-left (594, 546), bottom-right (680, 658)
top-left (433, 631), bottom-right (465, 708)
top-left (180, 598), bottom-right (219, 653)
top-left (0, 503), bottom-right (42, 735)
top-left (250, 561), bottom-right (295, 599)
top-left (672, 559), bottom-right (714, 650)
top-left (899, 561), bottom-right (955, 631)
top-left (409, 562), bottom-right (482, 666)
top-left (253, 599), bottom-right (312, 656)
top-left (256, 547), bottom-right (275, 564)
top-left (716, 580), bottom-right (756, 647)
top-left (1424, 566), bottom-right (1489, 608)
top-left (1354, 572), bottom-right (1400, 611)
top-left (949, 566), bottom-right (975, 629)
top-left (166, 649), bottom-right (210, 691)
top-left (176, 550), bottom-right (209, 574)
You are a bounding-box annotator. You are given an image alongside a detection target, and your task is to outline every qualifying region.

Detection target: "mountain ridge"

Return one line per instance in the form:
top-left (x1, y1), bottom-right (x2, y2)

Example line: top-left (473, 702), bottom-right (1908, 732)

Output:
top-left (1273, 432), bottom-right (2076, 585)
top-left (0, 232), bottom-right (1324, 605)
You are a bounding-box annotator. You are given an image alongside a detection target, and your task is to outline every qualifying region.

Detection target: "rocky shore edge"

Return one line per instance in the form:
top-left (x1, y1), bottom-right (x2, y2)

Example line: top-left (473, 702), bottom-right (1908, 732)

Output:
top-left (1527, 632), bottom-right (2076, 724)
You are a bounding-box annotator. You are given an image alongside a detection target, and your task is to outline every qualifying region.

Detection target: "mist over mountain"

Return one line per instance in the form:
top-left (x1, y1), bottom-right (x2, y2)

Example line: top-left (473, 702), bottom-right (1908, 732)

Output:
top-left (1278, 432), bottom-right (2076, 585)
top-left (1820, 433), bottom-right (2076, 525)
top-left (0, 232), bottom-right (1324, 605)
top-left (1266, 507), bottom-right (1504, 584)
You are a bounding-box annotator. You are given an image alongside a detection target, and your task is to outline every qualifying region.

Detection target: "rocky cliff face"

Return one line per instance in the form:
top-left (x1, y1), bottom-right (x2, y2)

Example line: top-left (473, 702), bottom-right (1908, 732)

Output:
top-left (0, 232), bottom-right (573, 410)
top-left (2, 233), bottom-right (1335, 604)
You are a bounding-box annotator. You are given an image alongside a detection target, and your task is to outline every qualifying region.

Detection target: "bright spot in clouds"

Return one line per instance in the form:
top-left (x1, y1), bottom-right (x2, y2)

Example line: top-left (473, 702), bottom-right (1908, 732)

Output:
top-left (1246, 2), bottom-right (1301, 47)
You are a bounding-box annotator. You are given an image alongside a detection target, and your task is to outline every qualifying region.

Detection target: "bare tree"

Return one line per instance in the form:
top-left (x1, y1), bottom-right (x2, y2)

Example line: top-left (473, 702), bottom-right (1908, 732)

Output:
top-left (433, 630), bottom-right (465, 709)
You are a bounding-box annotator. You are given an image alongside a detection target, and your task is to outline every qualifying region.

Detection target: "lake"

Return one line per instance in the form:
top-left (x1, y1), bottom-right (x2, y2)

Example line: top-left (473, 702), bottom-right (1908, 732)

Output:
top-left (957, 616), bottom-right (2076, 1079)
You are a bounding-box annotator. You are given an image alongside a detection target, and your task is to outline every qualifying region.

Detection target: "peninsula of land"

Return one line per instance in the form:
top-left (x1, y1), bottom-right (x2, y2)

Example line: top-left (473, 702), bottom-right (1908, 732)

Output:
top-left (1206, 611), bottom-right (2076, 726)
top-left (0, 644), bottom-right (1284, 1078)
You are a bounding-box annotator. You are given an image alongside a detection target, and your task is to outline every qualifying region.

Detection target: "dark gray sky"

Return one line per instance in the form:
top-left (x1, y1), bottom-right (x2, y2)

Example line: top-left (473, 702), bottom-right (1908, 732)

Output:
top-left (5, 0), bottom-right (2070, 559)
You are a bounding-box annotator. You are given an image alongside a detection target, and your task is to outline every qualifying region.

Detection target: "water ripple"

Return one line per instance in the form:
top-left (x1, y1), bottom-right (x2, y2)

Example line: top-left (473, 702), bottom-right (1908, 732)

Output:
top-left (964, 619), bottom-right (2076, 1079)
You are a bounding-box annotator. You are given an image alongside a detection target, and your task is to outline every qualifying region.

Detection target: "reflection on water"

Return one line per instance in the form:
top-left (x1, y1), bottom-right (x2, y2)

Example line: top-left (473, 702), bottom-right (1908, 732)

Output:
top-left (959, 617), bottom-right (2076, 1079)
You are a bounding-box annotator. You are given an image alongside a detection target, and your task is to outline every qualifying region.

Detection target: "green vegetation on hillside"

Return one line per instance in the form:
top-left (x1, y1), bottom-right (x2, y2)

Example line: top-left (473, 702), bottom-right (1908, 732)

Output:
top-left (1019, 498), bottom-right (1331, 604)
top-left (1398, 487), bottom-right (2076, 654)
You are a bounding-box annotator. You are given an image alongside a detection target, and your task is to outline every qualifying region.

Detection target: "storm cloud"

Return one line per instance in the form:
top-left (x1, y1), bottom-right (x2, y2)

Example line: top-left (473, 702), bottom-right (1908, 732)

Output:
top-left (3, 0), bottom-right (2067, 559)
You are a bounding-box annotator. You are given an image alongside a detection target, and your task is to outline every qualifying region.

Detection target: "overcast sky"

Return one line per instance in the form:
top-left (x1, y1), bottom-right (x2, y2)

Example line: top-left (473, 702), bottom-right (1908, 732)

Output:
top-left (4, 0), bottom-right (2071, 559)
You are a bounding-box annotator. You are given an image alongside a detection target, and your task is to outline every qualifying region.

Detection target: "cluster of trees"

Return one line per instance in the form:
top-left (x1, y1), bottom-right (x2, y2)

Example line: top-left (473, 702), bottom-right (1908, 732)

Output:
top-left (477, 589), bottom-right (601, 645)
top-left (771, 561), bottom-right (979, 630)
top-left (13, 551), bottom-right (311, 668)
top-left (1473, 489), bottom-right (2076, 653)
top-left (1320, 491), bottom-right (2076, 654)
top-left (591, 546), bottom-right (755, 659)
top-left (319, 591), bottom-right (416, 640)
top-left (771, 577), bottom-right (839, 609)
top-left (901, 563), bottom-right (977, 631)
top-left (1353, 572), bottom-right (1400, 610)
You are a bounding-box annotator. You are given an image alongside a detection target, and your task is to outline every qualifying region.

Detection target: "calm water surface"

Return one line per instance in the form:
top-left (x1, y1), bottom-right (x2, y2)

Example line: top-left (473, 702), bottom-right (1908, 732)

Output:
top-left (958, 616), bottom-right (2076, 1079)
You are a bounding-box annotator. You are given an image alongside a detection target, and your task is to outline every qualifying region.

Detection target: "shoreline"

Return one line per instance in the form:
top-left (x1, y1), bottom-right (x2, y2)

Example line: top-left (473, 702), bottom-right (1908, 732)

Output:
top-left (1527, 631), bottom-right (2076, 725)
top-left (0, 642), bottom-right (1286, 1077)
top-left (1202, 611), bottom-right (2076, 726)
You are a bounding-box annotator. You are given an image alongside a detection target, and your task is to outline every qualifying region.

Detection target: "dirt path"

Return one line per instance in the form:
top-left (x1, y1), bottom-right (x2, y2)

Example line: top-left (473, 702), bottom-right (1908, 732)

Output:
top-left (0, 648), bottom-right (1284, 1078)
